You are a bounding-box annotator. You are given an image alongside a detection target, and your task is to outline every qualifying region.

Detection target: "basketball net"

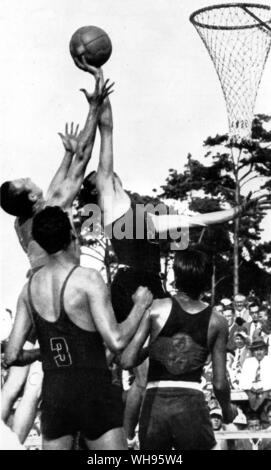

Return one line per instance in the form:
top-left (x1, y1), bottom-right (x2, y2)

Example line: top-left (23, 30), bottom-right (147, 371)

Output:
top-left (190, 3), bottom-right (271, 142)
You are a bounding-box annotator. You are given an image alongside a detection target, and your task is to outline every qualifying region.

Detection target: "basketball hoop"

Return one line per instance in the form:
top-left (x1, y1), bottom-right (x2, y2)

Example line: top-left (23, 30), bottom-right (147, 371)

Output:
top-left (190, 3), bottom-right (271, 142)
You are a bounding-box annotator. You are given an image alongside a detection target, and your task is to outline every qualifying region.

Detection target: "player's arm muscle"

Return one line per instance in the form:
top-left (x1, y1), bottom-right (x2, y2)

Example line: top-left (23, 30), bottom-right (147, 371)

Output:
top-left (151, 207), bottom-right (243, 235)
top-left (120, 310), bottom-right (151, 369)
top-left (5, 285), bottom-right (40, 367)
top-left (86, 271), bottom-right (149, 353)
top-left (209, 313), bottom-right (233, 422)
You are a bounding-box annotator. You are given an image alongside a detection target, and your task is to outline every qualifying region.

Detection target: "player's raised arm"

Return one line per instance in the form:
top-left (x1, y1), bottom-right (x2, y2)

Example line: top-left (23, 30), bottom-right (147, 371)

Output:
top-left (46, 122), bottom-right (80, 201)
top-left (97, 95), bottom-right (114, 181)
top-left (47, 71), bottom-right (113, 210)
top-left (68, 60), bottom-right (114, 180)
top-left (4, 285), bottom-right (41, 368)
top-left (86, 269), bottom-right (153, 353)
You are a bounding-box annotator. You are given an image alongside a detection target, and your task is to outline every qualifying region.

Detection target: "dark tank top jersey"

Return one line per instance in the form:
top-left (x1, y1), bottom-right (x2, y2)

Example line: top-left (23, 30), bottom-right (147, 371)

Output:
top-left (148, 297), bottom-right (212, 383)
top-left (28, 266), bottom-right (107, 371)
top-left (107, 199), bottom-right (161, 273)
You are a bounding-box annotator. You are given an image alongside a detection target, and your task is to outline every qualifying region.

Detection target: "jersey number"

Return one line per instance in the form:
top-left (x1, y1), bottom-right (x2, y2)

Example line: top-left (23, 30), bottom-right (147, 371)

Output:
top-left (50, 337), bottom-right (72, 367)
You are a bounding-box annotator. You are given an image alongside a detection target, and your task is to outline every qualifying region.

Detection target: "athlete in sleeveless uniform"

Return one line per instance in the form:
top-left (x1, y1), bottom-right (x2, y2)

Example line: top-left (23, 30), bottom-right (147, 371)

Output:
top-left (75, 80), bottom-right (268, 444)
top-left (0, 64), bottom-right (113, 444)
top-left (4, 206), bottom-right (152, 450)
top-left (121, 249), bottom-right (237, 450)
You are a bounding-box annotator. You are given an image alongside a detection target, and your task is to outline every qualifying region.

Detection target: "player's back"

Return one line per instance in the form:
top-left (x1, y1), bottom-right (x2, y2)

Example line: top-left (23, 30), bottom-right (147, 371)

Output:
top-left (27, 264), bottom-right (108, 372)
top-left (148, 296), bottom-right (212, 383)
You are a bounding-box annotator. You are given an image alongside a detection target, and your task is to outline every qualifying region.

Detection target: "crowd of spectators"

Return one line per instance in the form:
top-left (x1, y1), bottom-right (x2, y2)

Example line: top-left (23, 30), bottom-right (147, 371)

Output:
top-left (202, 291), bottom-right (271, 449)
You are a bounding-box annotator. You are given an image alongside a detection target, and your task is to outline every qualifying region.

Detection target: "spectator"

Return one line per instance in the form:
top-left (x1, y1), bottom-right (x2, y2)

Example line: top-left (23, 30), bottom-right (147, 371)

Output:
top-left (239, 338), bottom-right (271, 420)
top-left (258, 307), bottom-right (271, 355)
top-left (247, 290), bottom-right (260, 307)
top-left (247, 415), bottom-right (260, 429)
top-left (236, 415), bottom-right (263, 450)
top-left (243, 303), bottom-right (261, 341)
top-left (202, 357), bottom-right (213, 391)
top-left (226, 352), bottom-right (235, 388)
top-left (234, 294), bottom-right (250, 324)
top-left (261, 300), bottom-right (270, 312)
top-left (226, 408), bottom-right (248, 450)
top-left (246, 415), bottom-right (271, 451)
top-left (24, 424), bottom-right (41, 450)
top-left (213, 304), bottom-right (224, 315)
top-left (230, 331), bottom-right (250, 389)
top-left (240, 338), bottom-right (271, 390)
top-left (220, 298), bottom-right (232, 308)
top-left (232, 410), bottom-right (247, 430)
top-left (210, 408), bottom-right (228, 450)
top-left (224, 306), bottom-right (239, 353)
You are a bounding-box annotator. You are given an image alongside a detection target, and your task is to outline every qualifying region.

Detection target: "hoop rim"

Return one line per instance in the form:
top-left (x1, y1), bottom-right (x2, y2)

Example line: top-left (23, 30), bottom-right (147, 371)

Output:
top-left (190, 2), bottom-right (271, 30)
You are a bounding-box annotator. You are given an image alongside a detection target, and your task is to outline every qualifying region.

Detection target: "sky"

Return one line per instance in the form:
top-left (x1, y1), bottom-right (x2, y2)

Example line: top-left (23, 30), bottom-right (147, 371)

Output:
top-left (1, 0), bottom-right (271, 311)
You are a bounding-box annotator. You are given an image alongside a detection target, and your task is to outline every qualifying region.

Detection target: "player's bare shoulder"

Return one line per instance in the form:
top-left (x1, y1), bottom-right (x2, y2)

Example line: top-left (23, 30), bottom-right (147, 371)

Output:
top-left (210, 307), bottom-right (228, 330)
top-left (76, 265), bottom-right (103, 281)
top-left (150, 298), bottom-right (172, 318)
top-left (149, 297), bottom-right (172, 339)
top-left (76, 265), bottom-right (108, 294)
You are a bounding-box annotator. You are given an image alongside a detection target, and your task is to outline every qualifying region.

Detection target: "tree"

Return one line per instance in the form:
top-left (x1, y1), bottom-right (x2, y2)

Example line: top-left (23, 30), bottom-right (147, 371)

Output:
top-left (159, 115), bottom-right (271, 297)
top-left (189, 197), bottom-right (232, 304)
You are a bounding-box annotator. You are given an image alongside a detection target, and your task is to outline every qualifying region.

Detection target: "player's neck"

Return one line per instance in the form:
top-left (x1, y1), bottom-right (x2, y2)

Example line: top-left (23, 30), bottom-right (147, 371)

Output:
top-left (49, 250), bottom-right (78, 269)
top-left (175, 291), bottom-right (207, 311)
top-left (177, 291), bottom-right (203, 306)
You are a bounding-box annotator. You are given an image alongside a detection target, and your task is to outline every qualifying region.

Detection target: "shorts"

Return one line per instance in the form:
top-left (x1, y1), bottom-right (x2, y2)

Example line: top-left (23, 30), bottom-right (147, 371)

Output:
top-left (41, 369), bottom-right (124, 441)
top-left (139, 388), bottom-right (216, 450)
top-left (111, 268), bottom-right (167, 323)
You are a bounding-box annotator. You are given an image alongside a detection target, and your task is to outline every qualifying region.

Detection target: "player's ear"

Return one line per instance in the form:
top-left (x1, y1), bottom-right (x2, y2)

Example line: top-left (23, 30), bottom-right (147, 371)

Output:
top-left (28, 192), bottom-right (38, 202)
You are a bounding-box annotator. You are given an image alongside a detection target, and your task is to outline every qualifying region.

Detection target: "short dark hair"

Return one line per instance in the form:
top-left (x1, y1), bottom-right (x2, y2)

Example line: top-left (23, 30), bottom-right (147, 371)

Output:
top-left (32, 206), bottom-right (72, 254)
top-left (173, 249), bottom-right (211, 300)
top-left (249, 302), bottom-right (260, 310)
top-left (0, 181), bottom-right (33, 217)
top-left (247, 413), bottom-right (260, 422)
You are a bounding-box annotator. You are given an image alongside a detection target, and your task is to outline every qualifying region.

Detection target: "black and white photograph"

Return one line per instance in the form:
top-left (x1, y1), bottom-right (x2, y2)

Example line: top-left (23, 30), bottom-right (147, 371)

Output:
top-left (1, 0), bottom-right (271, 455)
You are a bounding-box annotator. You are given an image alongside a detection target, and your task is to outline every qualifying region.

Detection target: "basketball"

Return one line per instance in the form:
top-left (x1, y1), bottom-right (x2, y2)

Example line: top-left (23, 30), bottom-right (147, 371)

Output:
top-left (70, 26), bottom-right (112, 68)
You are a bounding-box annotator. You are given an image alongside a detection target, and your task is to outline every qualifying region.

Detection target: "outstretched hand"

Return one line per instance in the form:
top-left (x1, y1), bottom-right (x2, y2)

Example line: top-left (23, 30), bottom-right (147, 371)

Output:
top-left (58, 122), bottom-right (80, 153)
top-left (241, 192), bottom-right (271, 217)
top-left (77, 57), bottom-right (114, 106)
top-left (80, 78), bottom-right (114, 107)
